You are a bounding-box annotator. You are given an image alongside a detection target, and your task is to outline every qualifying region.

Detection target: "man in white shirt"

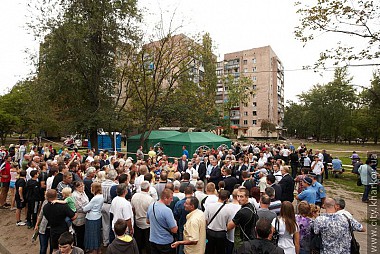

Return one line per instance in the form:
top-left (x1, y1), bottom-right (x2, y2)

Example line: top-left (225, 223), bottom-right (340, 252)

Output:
top-left (131, 181), bottom-right (154, 254)
top-left (110, 184), bottom-right (133, 238)
top-left (311, 156), bottom-right (324, 183)
top-left (334, 198), bottom-right (353, 219)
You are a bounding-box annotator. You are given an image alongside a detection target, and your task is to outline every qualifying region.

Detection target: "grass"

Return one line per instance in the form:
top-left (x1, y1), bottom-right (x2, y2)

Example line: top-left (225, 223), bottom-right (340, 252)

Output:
top-left (324, 172), bottom-right (364, 193)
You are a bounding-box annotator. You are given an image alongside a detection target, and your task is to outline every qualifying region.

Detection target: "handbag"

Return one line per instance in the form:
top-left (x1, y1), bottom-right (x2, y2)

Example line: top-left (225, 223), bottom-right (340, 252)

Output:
top-left (343, 214), bottom-right (360, 254)
top-left (271, 217), bottom-right (280, 245)
top-left (356, 178), bottom-right (362, 186)
top-left (310, 225), bottom-right (322, 252)
top-left (206, 202), bottom-right (227, 239)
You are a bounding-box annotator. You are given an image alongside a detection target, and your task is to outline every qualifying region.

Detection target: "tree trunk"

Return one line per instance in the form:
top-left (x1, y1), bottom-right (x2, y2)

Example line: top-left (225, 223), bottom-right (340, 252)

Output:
top-left (89, 129), bottom-right (98, 153)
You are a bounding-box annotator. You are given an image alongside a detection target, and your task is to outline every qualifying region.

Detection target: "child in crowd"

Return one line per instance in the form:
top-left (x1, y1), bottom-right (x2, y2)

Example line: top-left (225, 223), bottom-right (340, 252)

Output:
top-left (53, 187), bottom-right (76, 233)
top-left (10, 162), bottom-right (19, 210)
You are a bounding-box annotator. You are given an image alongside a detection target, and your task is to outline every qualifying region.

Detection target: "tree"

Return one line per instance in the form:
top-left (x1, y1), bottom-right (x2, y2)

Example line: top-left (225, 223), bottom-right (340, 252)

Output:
top-left (221, 75), bottom-right (253, 137)
top-left (295, 0), bottom-right (380, 67)
top-left (259, 119), bottom-right (277, 139)
top-left (124, 32), bottom-right (211, 145)
top-left (359, 71), bottom-right (380, 143)
top-left (33, 0), bottom-right (141, 151)
top-left (0, 110), bottom-right (20, 145)
top-left (159, 33), bottom-right (220, 130)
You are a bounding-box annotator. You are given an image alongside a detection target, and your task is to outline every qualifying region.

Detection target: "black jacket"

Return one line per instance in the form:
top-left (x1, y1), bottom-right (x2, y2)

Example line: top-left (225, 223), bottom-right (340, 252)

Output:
top-left (106, 236), bottom-right (139, 254)
top-left (278, 174), bottom-right (294, 202)
top-left (209, 166), bottom-right (222, 188)
top-left (236, 238), bottom-right (285, 254)
top-left (193, 162), bottom-right (206, 180)
top-left (223, 176), bottom-right (238, 194)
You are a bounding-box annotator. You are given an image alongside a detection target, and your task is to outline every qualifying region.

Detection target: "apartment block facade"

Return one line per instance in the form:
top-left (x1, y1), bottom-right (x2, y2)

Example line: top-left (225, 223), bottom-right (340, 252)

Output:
top-left (216, 46), bottom-right (285, 138)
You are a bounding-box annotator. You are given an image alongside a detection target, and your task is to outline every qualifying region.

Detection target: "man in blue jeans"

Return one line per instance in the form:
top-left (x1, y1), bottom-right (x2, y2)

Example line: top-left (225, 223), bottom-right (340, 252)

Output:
top-left (147, 188), bottom-right (178, 254)
top-left (358, 158), bottom-right (377, 203)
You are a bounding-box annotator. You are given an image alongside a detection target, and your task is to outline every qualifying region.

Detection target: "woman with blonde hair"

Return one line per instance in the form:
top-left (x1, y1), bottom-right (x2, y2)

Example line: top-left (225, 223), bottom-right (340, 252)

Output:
top-left (272, 201), bottom-right (300, 254)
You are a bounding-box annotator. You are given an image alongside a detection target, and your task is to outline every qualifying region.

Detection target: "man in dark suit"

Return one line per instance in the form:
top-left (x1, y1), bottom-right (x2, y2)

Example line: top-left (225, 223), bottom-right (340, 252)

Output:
top-left (207, 158), bottom-right (222, 190)
top-left (223, 168), bottom-right (238, 194)
top-left (193, 157), bottom-right (206, 181)
top-left (278, 166), bottom-right (294, 202)
top-left (177, 155), bottom-right (188, 173)
top-left (233, 157), bottom-right (248, 183)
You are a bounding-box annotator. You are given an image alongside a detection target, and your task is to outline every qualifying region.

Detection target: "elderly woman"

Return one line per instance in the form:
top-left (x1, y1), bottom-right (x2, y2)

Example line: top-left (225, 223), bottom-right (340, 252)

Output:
top-left (101, 170), bottom-right (118, 247)
top-left (72, 181), bottom-right (89, 250)
top-left (83, 182), bottom-right (103, 254)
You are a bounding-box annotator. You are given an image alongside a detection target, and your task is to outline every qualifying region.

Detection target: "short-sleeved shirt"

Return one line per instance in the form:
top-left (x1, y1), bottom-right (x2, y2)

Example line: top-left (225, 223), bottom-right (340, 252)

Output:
top-left (147, 201), bottom-right (177, 245)
top-left (65, 196), bottom-right (76, 212)
top-left (131, 192), bottom-right (154, 229)
top-left (232, 202), bottom-right (257, 240)
top-left (204, 202), bottom-right (231, 232)
top-left (310, 182), bottom-right (326, 203)
top-left (15, 178), bottom-right (26, 200)
top-left (43, 202), bottom-right (75, 236)
top-left (297, 186), bottom-right (316, 204)
top-left (0, 162), bottom-right (11, 183)
top-left (314, 213), bottom-right (363, 254)
top-left (183, 209), bottom-right (206, 254)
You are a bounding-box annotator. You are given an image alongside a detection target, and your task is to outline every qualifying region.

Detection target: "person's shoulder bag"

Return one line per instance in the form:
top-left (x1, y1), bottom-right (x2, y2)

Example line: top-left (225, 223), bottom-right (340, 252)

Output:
top-left (206, 202), bottom-right (227, 239)
top-left (343, 214), bottom-right (360, 254)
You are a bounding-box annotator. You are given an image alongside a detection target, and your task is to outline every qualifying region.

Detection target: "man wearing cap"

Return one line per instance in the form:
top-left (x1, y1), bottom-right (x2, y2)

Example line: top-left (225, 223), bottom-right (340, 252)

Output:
top-left (309, 173), bottom-right (326, 207)
top-left (295, 177), bottom-right (316, 204)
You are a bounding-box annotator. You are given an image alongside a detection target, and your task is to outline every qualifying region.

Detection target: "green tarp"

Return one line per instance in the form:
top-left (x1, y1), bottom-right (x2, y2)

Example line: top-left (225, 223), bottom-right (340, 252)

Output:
top-left (127, 130), bottom-right (181, 158)
top-left (161, 132), bottom-right (231, 158)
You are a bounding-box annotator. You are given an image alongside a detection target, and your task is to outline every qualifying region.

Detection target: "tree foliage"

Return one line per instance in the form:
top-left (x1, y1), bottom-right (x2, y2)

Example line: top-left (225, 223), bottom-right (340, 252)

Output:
top-left (33, 0), bottom-right (141, 150)
top-left (284, 67), bottom-right (380, 143)
top-left (295, 0), bottom-right (380, 67)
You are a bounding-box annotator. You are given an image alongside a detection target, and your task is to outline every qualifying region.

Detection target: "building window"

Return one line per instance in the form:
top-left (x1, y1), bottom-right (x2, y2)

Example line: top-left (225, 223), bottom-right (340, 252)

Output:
top-left (253, 58), bottom-right (256, 64)
top-left (252, 76), bottom-right (257, 81)
top-left (243, 60), bottom-right (247, 65)
top-left (244, 111), bottom-right (248, 116)
top-left (243, 102), bottom-right (248, 107)
top-left (253, 102), bottom-right (257, 107)
top-left (252, 111), bottom-right (257, 116)
top-left (252, 85), bottom-right (257, 90)
top-left (244, 68), bottom-right (248, 73)
top-left (252, 67), bottom-right (257, 72)
top-left (252, 120), bottom-right (257, 125)
top-left (232, 120), bottom-right (239, 125)
top-left (243, 120), bottom-right (248, 125)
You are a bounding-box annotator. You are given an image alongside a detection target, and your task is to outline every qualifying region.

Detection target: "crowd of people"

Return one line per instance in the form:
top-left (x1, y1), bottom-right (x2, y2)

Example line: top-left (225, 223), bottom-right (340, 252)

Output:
top-left (0, 141), bottom-right (377, 254)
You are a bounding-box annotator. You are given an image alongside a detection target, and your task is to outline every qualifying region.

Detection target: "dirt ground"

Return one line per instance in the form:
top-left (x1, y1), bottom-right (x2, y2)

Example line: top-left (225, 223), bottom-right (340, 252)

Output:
top-left (0, 182), bottom-right (373, 254)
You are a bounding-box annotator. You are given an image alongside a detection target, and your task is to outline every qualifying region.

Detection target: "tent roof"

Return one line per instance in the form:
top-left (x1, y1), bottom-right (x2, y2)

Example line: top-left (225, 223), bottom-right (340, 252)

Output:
top-left (127, 130), bottom-right (181, 141)
top-left (161, 132), bottom-right (231, 143)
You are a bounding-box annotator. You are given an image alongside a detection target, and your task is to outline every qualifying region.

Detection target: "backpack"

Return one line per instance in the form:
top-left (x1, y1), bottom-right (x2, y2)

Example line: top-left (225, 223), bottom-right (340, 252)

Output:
top-left (239, 204), bottom-right (259, 240)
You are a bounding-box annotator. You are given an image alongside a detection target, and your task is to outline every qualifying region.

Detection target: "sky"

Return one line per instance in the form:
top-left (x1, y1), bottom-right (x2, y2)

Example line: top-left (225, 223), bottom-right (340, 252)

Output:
top-left (1, 0), bottom-right (378, 102)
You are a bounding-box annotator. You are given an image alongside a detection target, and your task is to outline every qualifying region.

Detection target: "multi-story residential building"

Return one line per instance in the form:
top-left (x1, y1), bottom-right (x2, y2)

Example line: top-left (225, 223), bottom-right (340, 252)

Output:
top-left (216, 46), bottom-right (284, 138)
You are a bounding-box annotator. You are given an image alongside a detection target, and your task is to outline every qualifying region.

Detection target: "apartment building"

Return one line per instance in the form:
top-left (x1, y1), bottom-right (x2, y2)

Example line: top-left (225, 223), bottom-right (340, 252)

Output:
top-left (216, 46), bottom-right (284, 138)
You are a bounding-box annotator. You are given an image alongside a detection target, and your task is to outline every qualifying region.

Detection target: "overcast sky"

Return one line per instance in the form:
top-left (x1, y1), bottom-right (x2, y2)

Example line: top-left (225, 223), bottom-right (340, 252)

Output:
top-left (1, 0), bottom-right (378, 102)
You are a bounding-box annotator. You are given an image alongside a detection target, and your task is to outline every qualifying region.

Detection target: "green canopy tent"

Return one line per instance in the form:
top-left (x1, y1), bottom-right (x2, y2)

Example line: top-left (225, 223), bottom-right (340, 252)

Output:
top-left (127, 130), bottom-right (181, 159)
top-left (161, 132), bottom-right (231, 158)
